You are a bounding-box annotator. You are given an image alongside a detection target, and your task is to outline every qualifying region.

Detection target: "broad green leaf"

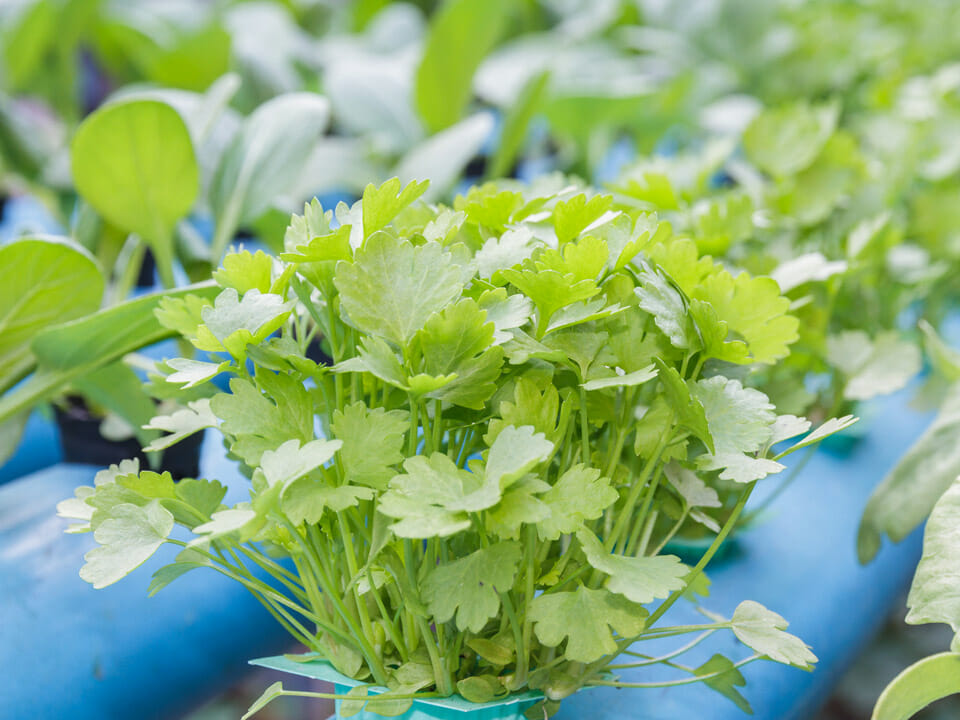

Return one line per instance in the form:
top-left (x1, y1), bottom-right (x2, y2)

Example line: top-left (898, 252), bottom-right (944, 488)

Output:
top-left (74, 360), bottom-right (158, 446)
top-left (537, 464), bottom-right (618, 541)
top-left (422, 542), bottom-right (521, 632)
top-left (418, 298), bottom-right (495, 376)
top-left (386, 453), bottom-right (499, 513)
top-left (415, 0), bottom-right (509, 132)
top-left (456, 675), bottom-right (504, 704)
top-left (332, 403), bottom-right (409, 490)
top-left (577, 529), bottom-right (687, 604)
top-left (80, 500), bottom-right (174, 589)
top-left (872, 653), bottom-right (960, 720)
top-left (859, 384), bottom-right (960, 563)
top-left (0, 237), bottom-right (103, 391)
top-left (905, 475), bottom-right (960, 645)
top-left (335, 233), bottom-right (464, 347)
top-left (487, 69), bottom-right (550, 180)
top-left (71, 99), bottom-right (198, 277)
top-left (529, 586), bottom-right (647, 663)
top-left (0, 284), bottom-right (218, 426)
top-left (731, 600), bottom-right (816, 669)
top-left (210, 93), bottom-right (330, 259)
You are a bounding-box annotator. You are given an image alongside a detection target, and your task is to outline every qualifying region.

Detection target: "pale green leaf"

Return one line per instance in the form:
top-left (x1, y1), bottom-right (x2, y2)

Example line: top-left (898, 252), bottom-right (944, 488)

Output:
top-left (577, 529), bottom-right (687, 604)
top-left (80, 500), bottom-right (174, 589)
top-left (731, 600), bottom-right (816, 669)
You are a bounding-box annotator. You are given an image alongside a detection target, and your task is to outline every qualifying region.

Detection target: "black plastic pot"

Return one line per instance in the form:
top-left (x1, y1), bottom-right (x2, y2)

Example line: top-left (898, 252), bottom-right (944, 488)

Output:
top-left (54, 398), bottom-right (202, 479)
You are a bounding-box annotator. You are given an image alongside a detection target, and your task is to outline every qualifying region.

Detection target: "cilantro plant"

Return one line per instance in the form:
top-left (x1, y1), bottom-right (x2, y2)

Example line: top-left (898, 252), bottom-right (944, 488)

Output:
top-left (60, 178), bottom-right (853, 717)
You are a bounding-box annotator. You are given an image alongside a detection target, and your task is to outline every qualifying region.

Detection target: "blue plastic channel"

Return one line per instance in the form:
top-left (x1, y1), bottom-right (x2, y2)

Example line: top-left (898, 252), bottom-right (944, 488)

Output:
top-left (558, 385), bottom-right (929, 720)
top-left (0, 436), bottom-right (292, 720)
top-left (0, 409), bottom-right (62, 485)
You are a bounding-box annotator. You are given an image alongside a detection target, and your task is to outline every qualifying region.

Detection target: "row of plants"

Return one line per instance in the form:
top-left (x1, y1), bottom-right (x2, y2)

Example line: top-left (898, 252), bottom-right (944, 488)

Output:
top-left (1, 0), bottom-right (959, 718)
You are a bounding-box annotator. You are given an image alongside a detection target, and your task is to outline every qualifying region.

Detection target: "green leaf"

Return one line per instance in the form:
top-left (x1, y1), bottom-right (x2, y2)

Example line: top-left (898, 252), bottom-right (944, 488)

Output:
top-left (143, 399), bottom-right (217, 452)
top-left (282, 480), bottom-right (374, 525)
top-left (653, 360), bottom-right (714, 453)
top-left (731, 600), bottom-right (816, 669)
top-left (772, 415), bottom-right (858, 460)
top-left (199, 288), bottom-right (291, 358)
top-left (693, 271), bottom-right (798, 365)
top-left (456, 674), bottom-right (504, 704)
top-left (332, 403), bottom-right (409, 490)
top-left (0, 237), bottom-right (103, 392)
top-left (529, 586), bottom-right (647, 663)
top-left (260, 438), bottom-right (342, 490)
top-left (242, 681), bottom-right (285, 720)
top-left (335, 232), bottom-right (464, 347)
top-left (165, 358), bottom-right (227, 389)
top-left (71, 99), bottom-right (198, 275)
top-left (827, 331), bottom-right (922, 401)
top-left (422, 542), bottom-right (521, 632)
top-left (80, 500), bottom-right (174, 589)
top-left (577, 529), bottom-right (687, 604)
top-left (636, 268), bottom-right (694, 350)
top-left (694, 654), bottom-right (752, 714)
top-left (210, 93), bottom-right (330, 259)
top-left (743, 102), bottom-right (837, 177)
top-left (859, 384), bottom-right (960, 563)
top-left (362, 178), bottom-right (430, 238)
top-left (553, 194), bottom-right (614, 246)
top-left (213, 249), bottom-right (274, 295)
top-left (487, 70), bottom-right (550, 180)
top-left (905, 475), bottom-right (960, 645)
top-left (0, 284), bottom-right (219, 426)
top-left (483, 425), bottom-right (553, 490)
top-left (872, 653), bottom-right (960, 720)
top-left (415, 0), bottom-right (509, 132)
top-left (693, 377), bottom-right (782, 482)
top-left (537, 464), bottom-right (618, 541)
top-left (487, 476), bottom-right (551, 540)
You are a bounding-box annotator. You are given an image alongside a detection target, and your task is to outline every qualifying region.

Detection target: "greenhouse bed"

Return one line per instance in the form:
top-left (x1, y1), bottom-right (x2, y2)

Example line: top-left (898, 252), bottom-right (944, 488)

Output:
top-left (0, 436), bottom-right (293, 720)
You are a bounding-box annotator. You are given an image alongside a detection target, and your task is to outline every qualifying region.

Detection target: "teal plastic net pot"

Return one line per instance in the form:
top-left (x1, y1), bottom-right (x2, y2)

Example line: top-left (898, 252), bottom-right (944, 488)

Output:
top-left (252, 656), bottom-right (541, 720)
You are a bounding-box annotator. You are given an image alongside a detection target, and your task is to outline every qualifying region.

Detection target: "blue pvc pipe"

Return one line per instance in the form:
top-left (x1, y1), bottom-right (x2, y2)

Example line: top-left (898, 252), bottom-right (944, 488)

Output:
top-left (0, 438), bottom-right (293, 720)
top-left (558, 385), bottom-right (929, 720)
top-left (0, 409), bottom-right (62, 485)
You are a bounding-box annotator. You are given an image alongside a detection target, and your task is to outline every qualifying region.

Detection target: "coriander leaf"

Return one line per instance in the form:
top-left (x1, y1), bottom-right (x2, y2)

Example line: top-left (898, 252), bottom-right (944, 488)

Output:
top-left (693, 271), bottom-right (798, 365)
top-left (387, 453), bottom-right (499, 513)
top-left (334, 335), bottom-right (409, 390)
top-left (332, 403), bottom-right (409, 490)
top-left (335, 232), bottom-right (464, 346)
top-left (486, 377), bottom-right (561, 446)
top-left (537, 465), bottom-right (618, 541)
top-left (583, 365), bottom-right (657, 391)
top-left (260, 438), bottom-right (342, 489)
top-left (694, 654), bottom-right (752, 714)
top-left (476, 289), bottom-right (534, 344)
top-left (731, 600), bottom-right (817, 669)
top-left (484, 425), bottom-right (553, 490)
top-left (654, 360), bottom-right (714, 453)
top-left (80, 500), bottom-right (174, 589)
top-left (500, 266), bottom-right (600, 338)
top-left (190, 507), bottom-right (257, 545)
top-left (282, 480), bottom-right (374, 525)
top-left (577, 529), bottom-right (687, 604)
top-left (827, 331), bottom-right (921, 401)
top-left (487, 476), bottom-right (551, 540)
top-left (664, 463), bottom-right (721, 509)
top-left (165, 358), bottom-right (227, 388)
top-left (143, 399), bottom-right (218, 452)
top-left (376, 495), bottom-right (469, 539)
top-left (553, 193), bottom-right (613, 245)
top-left (213, 249), bottom-right (274, 295)
top-left (529, 586), bottom-right (647, 663)
top-left (636, 268), bottom-right (695, 350)
top-left (362, 178), bottom-right (430, 237)
top-left (743, 102), bottom-right (837, 178)
top-left (773, 415), bottom-right (858, 460)
top-left (419, 298), bottom-right (495, 374)
top-left (422, 542), bottom-right (521, 632)
top-left (473, 227), bottom-right (539, 281)
top-left (906, 475), bottom-right (960, 647)
top-left (199, 288), bottom-right (291, 358)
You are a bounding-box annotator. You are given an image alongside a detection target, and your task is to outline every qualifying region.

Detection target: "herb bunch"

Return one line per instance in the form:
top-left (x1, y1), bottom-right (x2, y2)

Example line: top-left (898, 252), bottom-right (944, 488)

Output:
top-left (60, 178), bottom-right (852, 717)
